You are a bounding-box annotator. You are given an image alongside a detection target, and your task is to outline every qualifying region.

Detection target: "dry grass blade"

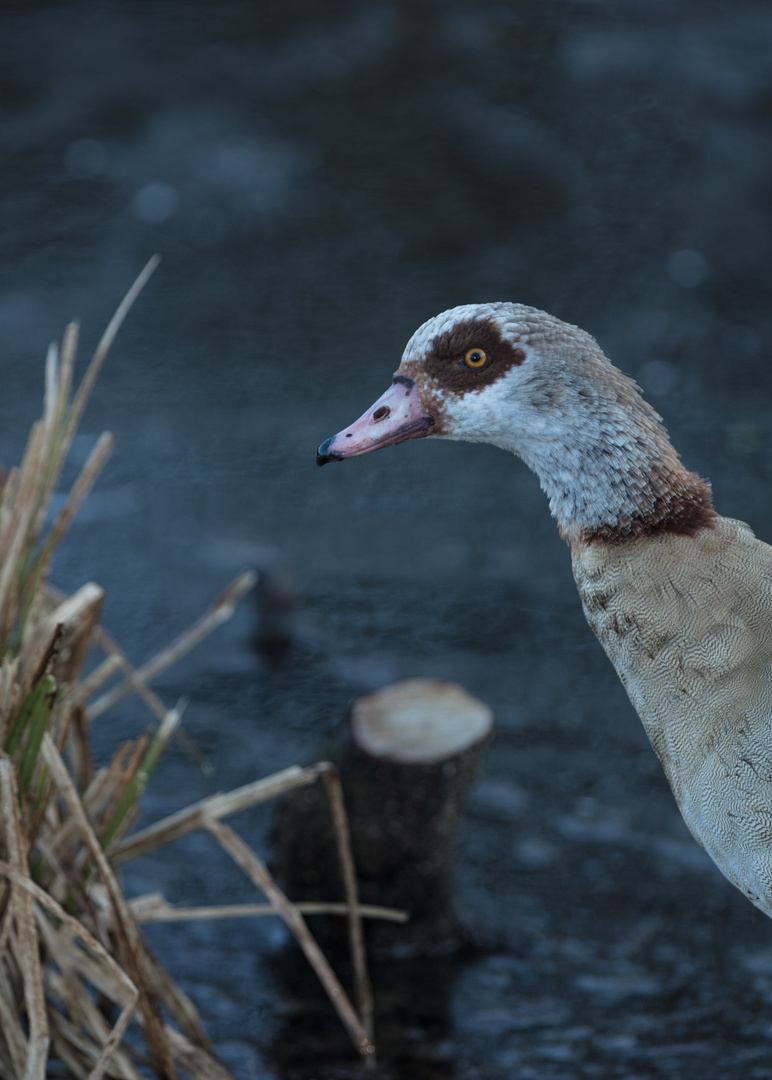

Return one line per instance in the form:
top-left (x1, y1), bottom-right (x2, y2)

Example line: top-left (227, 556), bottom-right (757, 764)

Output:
top-left (95, 734), bottom-right (150, 843)
top-left (40, 734), bottom-right (178, 1080)
top-left (37, 920), bottom-right (138, 1080)
top-left (100, 705), bottom-right (182, 850)
top-left (163, 1027), bottom-right (234, 1080)
top-left (47, 740), bottom-right (136, 867)
top-left (129, 897), bottom-right (408, 923)
top-left (45, 432), bottom-right (114, 555)
top-left (0, 656), bottom-right (19, 748)
top-left (74, 650), bottom-right (122, 706)
top-left (80, 627), bottom-right (209, 770)
top-left (87, 571), bottom-right (257, 720)
top-left (0, 422), bottom-right (47, 641)
top-left (0, 756), bottom-right (49, 1079)
top-left (46, 1006), bottom-right (113, 1080)
top-left (34, 908), bottom-right (134, 1009)
top-left (43, 342), bottom-right (58, 430)
top-left (109, 765), bottom-right (318, 864)
top-left (64, 255), bottom-right (160, 451)
top-left (318, 762), bottom-right (373, 1040)
top-left (0, 864), bottom-right (136, 999)
top-left (47, 582), bottom-right (105, 683)
top-left (58, 321), bottom-right (79, 417)
top-left (0, 960), bottom-right (29, 1078)
top-left (81, 629), bottom-right (169, 723)
top-left (205, 819), bottom-right (376, 1059)
top-left (142, 948), bottom-right (213, 1055)
top-left (0, 859), bottom-right (139, 1080)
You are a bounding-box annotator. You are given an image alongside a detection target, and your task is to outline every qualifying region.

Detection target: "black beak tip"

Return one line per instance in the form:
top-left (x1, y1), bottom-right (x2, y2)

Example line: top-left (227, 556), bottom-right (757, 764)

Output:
top-left (316, 436), bottom-right (343, 467)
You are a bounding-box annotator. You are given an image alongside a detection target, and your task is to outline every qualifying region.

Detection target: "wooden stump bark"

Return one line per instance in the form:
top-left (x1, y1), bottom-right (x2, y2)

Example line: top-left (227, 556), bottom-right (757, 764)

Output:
top-left (273, 678), bottom-right (493, 953)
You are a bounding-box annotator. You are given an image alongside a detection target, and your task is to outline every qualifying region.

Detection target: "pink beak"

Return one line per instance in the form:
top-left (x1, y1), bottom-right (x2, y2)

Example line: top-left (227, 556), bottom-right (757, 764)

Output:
top-left (316, 376), bottom-right (434, 465)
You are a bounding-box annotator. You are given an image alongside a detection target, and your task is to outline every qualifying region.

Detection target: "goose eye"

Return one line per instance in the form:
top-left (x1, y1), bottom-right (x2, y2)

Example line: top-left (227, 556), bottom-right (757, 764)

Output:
top-left (463, 347), bottom-right (488, 369)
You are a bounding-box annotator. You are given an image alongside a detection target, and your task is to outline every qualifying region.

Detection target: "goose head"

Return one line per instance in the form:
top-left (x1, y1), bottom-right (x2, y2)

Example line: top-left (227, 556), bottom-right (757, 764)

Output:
top-left (317, 303), bottom-right (714, 546)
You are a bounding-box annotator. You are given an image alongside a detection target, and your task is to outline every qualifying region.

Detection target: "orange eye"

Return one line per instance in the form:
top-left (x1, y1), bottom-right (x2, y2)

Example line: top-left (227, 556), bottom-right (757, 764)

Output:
top-left (464, 348), bottom-right (488, 369)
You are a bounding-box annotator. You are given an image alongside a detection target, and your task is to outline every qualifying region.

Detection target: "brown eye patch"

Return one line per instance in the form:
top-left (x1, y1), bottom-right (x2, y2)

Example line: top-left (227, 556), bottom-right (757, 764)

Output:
top-left (420, 317), bottom-right (525, 392)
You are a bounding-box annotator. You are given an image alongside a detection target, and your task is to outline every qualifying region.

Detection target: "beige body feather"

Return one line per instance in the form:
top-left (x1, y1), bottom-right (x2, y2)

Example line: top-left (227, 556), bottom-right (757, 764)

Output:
top-left (574, 516), bottom-right (772, 917)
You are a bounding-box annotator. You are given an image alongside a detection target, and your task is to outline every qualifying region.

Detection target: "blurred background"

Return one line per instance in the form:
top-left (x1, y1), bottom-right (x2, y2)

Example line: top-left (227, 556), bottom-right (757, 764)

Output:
top-left (3, 2), bottom-right (772, 1077)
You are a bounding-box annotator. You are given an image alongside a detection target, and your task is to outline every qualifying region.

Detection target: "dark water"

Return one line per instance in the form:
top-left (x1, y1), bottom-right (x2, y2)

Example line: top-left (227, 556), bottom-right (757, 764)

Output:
top-left (4, 2), bottom-right (772, 1077)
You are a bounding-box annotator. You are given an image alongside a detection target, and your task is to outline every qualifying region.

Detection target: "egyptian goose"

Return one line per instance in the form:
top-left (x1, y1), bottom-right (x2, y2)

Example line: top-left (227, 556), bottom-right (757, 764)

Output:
top-left (317, 303), bottom-right (772, 920)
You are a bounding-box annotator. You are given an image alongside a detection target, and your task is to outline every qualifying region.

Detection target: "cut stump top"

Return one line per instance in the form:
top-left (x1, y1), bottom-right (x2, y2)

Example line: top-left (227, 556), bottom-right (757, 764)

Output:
top-left (350, 678), bottom-right (493, 765)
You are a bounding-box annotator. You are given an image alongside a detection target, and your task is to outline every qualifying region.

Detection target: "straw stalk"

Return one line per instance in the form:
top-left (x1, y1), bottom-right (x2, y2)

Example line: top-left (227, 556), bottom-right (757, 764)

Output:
top-left (0, 262), bottom-right (383, 1079)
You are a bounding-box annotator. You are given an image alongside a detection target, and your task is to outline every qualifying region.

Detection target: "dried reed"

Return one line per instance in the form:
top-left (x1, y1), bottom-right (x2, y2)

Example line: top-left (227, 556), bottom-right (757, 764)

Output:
top-left (0, 262), bottom-right (382, 1079)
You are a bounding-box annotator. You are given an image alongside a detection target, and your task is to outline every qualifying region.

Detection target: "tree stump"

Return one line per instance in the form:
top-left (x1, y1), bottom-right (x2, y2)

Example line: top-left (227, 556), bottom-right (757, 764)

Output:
top-left (273, 678), bottom-right (493, 954)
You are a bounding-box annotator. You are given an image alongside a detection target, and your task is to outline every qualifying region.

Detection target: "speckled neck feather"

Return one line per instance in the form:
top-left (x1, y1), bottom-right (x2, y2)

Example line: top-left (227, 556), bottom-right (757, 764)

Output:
top-left (577, 469), bottom-right (716, 546)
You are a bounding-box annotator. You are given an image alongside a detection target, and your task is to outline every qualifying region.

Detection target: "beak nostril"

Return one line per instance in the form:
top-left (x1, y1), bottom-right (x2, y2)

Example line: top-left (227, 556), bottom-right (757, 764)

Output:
top-left (345, 433), bottom-right (353, 438)
top-left (372, 406), bottom-right (391, 422)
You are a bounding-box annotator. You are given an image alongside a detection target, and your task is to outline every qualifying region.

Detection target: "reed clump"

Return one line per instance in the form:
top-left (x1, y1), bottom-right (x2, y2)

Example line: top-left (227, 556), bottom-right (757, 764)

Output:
top-left (0, 262), bottom-right (385, 1079)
